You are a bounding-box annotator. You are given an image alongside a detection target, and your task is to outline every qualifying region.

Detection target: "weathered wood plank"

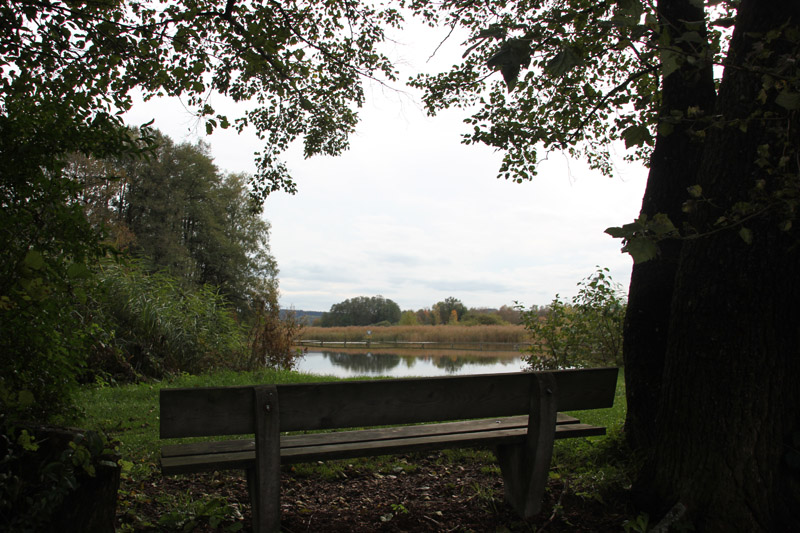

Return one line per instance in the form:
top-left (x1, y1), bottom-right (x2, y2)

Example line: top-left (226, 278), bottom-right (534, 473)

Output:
top-left (162, 449), bottom-right (254, 475)
top-left (160, 422), bottom-right (606, 474)
top-left (275, 368), bottom-right (617, 432)
top-left (160, 385), bottom-right (254, 438)
top-left (161, 414), bottom-right (580, 458)
top-left (252, 385), bottom-right (280, 533)
top-left (161, 368), bottom-right (617, 439)
top-left (280, 413), bottom-right (578, 449)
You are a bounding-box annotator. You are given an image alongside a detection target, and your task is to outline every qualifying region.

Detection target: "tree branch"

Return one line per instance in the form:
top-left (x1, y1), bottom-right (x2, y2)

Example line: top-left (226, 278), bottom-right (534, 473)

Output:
top-left (566, 64), bottom-right (659, 145)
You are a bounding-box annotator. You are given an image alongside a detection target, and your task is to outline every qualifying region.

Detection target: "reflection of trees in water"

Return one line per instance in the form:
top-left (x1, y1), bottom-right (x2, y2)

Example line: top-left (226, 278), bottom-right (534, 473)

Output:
top-left (323, 351), bottom-right (401, 373)
top-left (429, 355), bottom-right (501, 374)
top-left (320, 351), bottom-right (515, 374)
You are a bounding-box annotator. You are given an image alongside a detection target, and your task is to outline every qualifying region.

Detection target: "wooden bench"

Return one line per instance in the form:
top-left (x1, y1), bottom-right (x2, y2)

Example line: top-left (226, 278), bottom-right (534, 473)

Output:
top-left (160, 368), bottom-right (618, 533)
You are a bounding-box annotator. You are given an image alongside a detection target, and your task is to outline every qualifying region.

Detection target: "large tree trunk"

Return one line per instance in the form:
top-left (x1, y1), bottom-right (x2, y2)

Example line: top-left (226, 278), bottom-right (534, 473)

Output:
top-left (635, 1), bottom-right (800, 530)
top-left (623, 0), bottom-right (716, 451)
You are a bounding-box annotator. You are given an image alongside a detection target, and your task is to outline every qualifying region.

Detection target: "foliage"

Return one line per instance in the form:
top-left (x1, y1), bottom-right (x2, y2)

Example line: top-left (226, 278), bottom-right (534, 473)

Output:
top-left (496, 304), bottom-right (523, 325)
top-left (1, 0), bottom-right (401, 196)
top-left (1, 0), bottom-right (404, 426)
top-left (0, 99), bottom-right (141, 422)
top-left (156, 493), bottom-right (244, 532)
top-left (409, 0), bottom-right (798, 257)
top-left (460, 311), bottom-right (507, 326)
top-left (0, 423), bottom-right (120, 533)
top-left (247, 282), bottom-right (304, 371)
top-left (0, 251), bottom-right (97, 422)
top-left (398, 310), bottom-right (419, 326)
top-left (520, 268), bottom-right (626, 369)
top-left (319, 295), bottom-right (402, 327)
top-left (408, 0), bottom-right (682, 180)
top-left (93, 261), bottom-right (248, 377)
top-left (75, 132), bottom-right (278, 317)
top-left (432, 297), bottom-right (468, 325)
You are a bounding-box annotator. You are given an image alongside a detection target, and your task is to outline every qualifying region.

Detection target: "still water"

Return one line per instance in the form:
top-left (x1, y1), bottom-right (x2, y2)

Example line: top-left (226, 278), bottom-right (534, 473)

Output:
top-left (295, 350), bottom-right (526, 378)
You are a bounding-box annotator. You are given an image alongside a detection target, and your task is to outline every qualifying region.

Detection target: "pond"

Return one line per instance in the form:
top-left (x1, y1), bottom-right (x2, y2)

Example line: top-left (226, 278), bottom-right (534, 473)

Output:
top-left (295, 350), bottom-right (526, 378)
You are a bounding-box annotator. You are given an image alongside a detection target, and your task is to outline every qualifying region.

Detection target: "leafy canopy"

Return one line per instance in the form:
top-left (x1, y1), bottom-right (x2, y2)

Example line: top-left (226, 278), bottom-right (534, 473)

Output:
top-left (1, 0), bottom-right (402, 196)
top-left (407, 0), bottom-right (735, 182)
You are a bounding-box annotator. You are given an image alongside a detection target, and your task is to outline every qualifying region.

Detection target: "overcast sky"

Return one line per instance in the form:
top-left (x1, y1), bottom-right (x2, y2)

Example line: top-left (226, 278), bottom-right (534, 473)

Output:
top-left (124, 19), bottom-right (648, 312)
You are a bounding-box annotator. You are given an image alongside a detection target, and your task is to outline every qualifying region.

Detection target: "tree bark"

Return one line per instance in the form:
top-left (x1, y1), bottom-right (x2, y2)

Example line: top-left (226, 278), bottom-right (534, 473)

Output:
top-left (623, 0), bottom-right (716, 451)
top-left (636, 1), bottom-right (800, 529)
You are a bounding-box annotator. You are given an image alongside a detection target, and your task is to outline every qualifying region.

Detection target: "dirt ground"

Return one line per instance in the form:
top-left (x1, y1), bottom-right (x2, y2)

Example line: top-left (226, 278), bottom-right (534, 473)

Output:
top-left (122, 451), bottom-right (633, 532)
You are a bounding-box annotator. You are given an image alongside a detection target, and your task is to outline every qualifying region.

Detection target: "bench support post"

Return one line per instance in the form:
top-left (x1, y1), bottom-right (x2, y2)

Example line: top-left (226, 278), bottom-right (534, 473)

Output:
top-left (496, 372), bottom-right (558, 519)
top-left (250, 385), bottom-right (281, 533)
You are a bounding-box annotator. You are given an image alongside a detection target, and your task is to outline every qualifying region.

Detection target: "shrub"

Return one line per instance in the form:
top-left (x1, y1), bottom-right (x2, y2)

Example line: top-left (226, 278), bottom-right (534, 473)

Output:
top-left (520, 267), bottom-right (626, 370)
top-left (0, 250), bottom-right (94, 423)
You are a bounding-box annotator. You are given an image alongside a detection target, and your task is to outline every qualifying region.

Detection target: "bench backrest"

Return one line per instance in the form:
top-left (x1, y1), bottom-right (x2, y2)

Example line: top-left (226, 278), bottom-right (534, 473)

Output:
top-left (160, 367), bottom-right (618, 439)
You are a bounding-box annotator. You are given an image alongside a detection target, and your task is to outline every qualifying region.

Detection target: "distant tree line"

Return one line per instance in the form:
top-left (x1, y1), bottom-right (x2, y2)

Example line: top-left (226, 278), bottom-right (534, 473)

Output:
top-left (316, 295), bottom-right (524, 327)
top-left (318, 295), bottom-right (401, 327)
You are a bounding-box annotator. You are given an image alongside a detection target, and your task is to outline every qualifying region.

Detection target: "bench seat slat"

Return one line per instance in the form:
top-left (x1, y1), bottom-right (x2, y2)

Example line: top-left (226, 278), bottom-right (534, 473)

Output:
top-left (160, 421), bottom-right (605, 475)
top-left (161, 414), bottom-right (579, 458)
top-left (282, 413), bottom-right (579, 448)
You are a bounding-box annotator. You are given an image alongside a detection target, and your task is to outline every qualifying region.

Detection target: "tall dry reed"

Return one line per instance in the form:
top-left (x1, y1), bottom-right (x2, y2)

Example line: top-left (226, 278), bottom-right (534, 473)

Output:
top-left (299, 325), bottom-right (528, 344)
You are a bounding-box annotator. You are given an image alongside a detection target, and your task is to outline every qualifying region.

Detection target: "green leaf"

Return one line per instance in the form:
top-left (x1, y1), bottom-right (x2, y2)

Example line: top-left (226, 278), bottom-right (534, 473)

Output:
top-left (546, 46), bottom-right (582, 78)
top-left (687, 184), bottom-right (703, 198)
top-left (18, 390), bottom-right (36, 408)
top-left (739, 227), bottom-right (753, 244)
top-left (775, 90), bottom-right (800, 111)
top-left (625, 237), bottom-right (658, 263)
top-left (24, 250), bottom-right (45, 270)
top-left (621, 125), bottom-right (651, 149)
top-left (67, 262), bottom-right (91, 279)
top-left (649, 213), bottom-right (677, 236)
top-left (661, 48), bottom-right (683, 78)
top-left (605, 226), bottom-right (628, 239)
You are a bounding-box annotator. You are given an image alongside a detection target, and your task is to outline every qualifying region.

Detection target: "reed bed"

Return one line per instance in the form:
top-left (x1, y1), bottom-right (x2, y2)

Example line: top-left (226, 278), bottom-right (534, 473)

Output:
top-left (299, 324), bottom-right (529, 344)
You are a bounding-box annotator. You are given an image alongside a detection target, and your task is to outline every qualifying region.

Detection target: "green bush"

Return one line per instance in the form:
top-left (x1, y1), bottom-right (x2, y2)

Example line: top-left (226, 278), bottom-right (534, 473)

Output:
top-left (0, 424), bottom-right (120, 533)
top-left (0, 250), bottom-right (96, 423)
top-left (93, 261), bottom-right (248, 377)
top-left (520, 267), bottom-right (626, 369)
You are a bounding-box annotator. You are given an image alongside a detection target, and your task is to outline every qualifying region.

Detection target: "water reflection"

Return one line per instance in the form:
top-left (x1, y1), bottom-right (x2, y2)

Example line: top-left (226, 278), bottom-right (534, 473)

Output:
top-left (296, 350), bottom-right (525, 378)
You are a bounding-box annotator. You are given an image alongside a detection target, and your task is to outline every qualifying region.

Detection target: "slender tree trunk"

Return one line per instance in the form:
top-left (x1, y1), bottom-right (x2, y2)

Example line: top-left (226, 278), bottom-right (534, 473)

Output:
top-left (623, 0), bottom-right (716, 451)
top-left (636, 1), bottom-right (800, 529)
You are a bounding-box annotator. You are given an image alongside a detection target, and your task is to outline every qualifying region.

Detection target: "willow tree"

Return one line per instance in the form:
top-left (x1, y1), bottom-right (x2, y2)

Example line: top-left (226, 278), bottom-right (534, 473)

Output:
top-left (409, 0), bottom-right (800, 530)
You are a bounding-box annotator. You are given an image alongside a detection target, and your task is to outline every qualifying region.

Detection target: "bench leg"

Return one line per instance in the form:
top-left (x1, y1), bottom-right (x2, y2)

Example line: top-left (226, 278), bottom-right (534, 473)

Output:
top-left (246, 468), bottom-right (260, 528)
top-left (252, 385), bottom-right (281, 533)
top-left (496, 372), bottom-right (558, 519)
